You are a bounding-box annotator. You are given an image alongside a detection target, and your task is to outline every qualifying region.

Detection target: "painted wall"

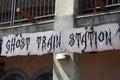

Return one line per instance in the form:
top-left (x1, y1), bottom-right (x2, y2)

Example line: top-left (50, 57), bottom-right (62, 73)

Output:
top-left (0, 4), bottom-right (120, 80)
top-left (0, 54), bottom-right (53, 78)
top-left (1, 50), bottom-right (120, 80)
top-left (0, 21), bottom-right (54, 38)
top-left (80, 50), bottom-right (120, 80)
top-left (76, 11), bottom-right (120, 27)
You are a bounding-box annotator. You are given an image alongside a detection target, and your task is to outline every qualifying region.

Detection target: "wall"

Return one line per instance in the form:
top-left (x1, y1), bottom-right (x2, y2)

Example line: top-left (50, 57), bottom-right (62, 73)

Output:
top-left (77, 10), bottom-right (120, 80)
top-left (0, 8), bottom-right (120, 80)
top-left (0, 20), bottom-right (54, 38)
top-left (0, 20), bottom-right (54, 79)
top-left (0, 54), bottom-right (53, 78)
top-left (76, 11), bottom-right (120, 27)
top-left (80, 50), bottom-right (120, 80)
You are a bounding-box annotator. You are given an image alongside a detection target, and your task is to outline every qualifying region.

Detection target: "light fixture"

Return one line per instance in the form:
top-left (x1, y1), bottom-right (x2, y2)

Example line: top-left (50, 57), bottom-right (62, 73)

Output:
top-left (55, 53), bottom-right (70, 60)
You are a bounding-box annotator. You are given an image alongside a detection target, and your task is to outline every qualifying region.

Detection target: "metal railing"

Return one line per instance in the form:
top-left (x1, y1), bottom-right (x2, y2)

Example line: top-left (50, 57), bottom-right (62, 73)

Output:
top-left (80, 0), bottom-right (120, 14)
top-left (0, 0), bottom-right (120, 27)
top-left (0, 0), bottom-right (55, 27)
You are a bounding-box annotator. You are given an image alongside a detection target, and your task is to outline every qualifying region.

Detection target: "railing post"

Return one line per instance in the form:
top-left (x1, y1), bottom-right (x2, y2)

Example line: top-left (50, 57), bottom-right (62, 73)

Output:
top-left (79, 0), bottom-right (82, 15)
top-left (10, 0), bottom-right (16, 26)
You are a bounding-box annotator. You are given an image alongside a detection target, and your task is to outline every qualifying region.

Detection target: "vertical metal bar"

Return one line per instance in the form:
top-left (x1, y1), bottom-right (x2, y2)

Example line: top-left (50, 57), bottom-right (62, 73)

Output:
top-left (4, 0), bottom-right (5, 22)
top-left (106, 0), bottom-right (108, 5)
top-left (44, 0), bottom-right (46, 15)
top-left (0, 0), bottom-right (2, 23)
top-left (24, 0), bottom-right (27, 12)
top-left (21, 0), bottom-right (23, 24)
top-left (79, 0), bottom-right (82, 15)
top-left (52, 0), bottom-right (54, 14)
top-left (3, 0), bottom-right (5, 22)
top-left (91, 0), bottom-right (92, 8)
top-left (32, 0), bottom-right (34, 16)
top-left (28, 0), bottom-right (30, 15)
top-left (112, 0), bottom-right (114, 4)
top-left (116, 0), bottom-right (117, 3)
top-left (8, 0), bottom-right (11, 22)
top-left (10, 0), bottom-right (14, 26)
top-left (2, 1), bottom-right (5, 22)
top-left (39, 0), bottom-right (41, 16)
top-left (34, 0), bottom-right (35, 16)
top-left (91, 0), bottom-right (97, 27)
top-left (1, 0), bottom-right (3, 22)
top-left (16, 0), bottom-right (21, 24)
top-left (36, 0), bottom-right (38, 17)
top-left (47, 0), bottom-right (50, 14)
top-left (86, 0), bottom-right (87, 9)
top-left (13, 0), bottom-right (16, 25)
top-left (21, 0), bottom-right (23, 20)
top-left (5, 0), bottom-right (7, 22)
top-left (13, 0), bottom-right (16, 24)
top-left (10, 0), bottom-right (16, 26)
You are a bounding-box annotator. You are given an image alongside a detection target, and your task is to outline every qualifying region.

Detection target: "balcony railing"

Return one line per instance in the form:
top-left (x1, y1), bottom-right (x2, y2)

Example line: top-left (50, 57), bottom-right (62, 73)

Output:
top-left (0, 0), bottom-right (120, 27)
top-left (0, 0), bottom-right (55, 27)
top-left (80, 0), bottom-right (120, 14)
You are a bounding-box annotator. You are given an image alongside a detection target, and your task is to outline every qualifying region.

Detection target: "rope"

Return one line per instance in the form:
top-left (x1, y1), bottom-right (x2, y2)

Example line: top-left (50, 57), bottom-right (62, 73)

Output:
top-left (91, 0), bottom-right (97, 29)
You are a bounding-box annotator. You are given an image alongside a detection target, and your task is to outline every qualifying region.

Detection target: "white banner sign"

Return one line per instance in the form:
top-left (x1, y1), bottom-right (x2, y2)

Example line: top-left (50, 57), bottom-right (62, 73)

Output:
top-left (1, 23), bottom-right (120, 57)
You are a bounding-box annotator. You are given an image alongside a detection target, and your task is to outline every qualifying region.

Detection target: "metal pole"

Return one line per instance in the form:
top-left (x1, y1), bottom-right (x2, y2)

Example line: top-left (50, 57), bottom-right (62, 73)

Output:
top-left (91, 0), bottom-right (97, 27)
top-left (79, 0), bottom-right (82, 15)
top-left (10, 0), bottom-right (16, 26)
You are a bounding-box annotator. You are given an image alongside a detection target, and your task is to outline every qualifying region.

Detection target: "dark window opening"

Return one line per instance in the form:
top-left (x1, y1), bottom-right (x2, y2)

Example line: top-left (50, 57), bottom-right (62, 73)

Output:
top-left (1, 69), bottom-right (29, 80)
top-left (36, 73), bottom-right (52, 80)
top-left (3, 73), bottom-right (24, 80)
top-left (31, 69), bottom-right (53, 80)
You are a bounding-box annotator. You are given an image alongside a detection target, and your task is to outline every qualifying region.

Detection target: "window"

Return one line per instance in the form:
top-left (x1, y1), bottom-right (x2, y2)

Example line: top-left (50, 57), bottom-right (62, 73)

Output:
top-left (1, 69), bottom-right (29, 80)
top-left (35, 73), bottom-right (52, 80)
top-left (31, 69), bottom-right (52, 80)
